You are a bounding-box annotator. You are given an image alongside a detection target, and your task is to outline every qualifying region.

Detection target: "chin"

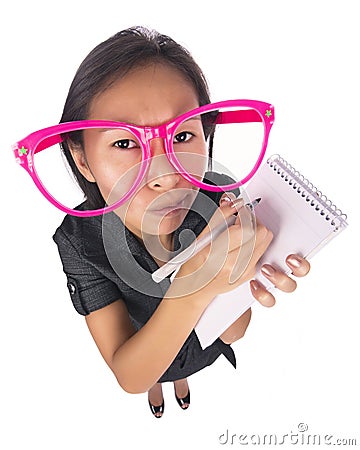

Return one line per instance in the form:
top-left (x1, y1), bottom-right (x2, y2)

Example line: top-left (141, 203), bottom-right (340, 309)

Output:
top-left (146, 208), bottom-right (189, 236)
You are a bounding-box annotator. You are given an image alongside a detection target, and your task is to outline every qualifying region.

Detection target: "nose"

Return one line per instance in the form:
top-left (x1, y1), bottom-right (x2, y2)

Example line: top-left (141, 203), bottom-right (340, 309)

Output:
top-left (146, 138), bottom-right (181, 191)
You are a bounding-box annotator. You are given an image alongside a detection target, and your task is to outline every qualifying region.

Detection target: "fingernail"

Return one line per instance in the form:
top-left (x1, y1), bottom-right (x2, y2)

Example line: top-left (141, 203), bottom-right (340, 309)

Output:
top-left (287, 255), bottom-right (302, 268)
top-left (220, 195), bottom-right (232, 206)
top-left (230, 198), bottom-right (244, 209)
top-left (250, 280), bottom-right (260, 291)
top-left (261, 264), bottom-right (275, 277)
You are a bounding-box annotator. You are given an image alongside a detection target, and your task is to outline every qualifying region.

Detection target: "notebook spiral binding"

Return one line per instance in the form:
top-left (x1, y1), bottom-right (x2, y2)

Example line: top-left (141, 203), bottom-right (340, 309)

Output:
top-left (267, 155), bottom-right (347, 230)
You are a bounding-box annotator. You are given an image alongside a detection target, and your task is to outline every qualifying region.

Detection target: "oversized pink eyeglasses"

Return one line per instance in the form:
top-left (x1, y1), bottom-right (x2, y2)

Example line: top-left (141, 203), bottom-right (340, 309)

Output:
top-left (13, 99), bottom-right (274, 217)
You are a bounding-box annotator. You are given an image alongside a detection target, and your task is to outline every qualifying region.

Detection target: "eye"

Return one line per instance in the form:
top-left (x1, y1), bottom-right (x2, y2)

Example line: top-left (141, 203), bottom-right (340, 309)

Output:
top-left (174, 131), bottom-right (194, 144)
top-left (113, 139), bottom-right (138, 149)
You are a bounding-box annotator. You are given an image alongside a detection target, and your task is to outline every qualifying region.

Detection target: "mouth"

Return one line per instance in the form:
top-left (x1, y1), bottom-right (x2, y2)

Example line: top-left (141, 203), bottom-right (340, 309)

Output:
top-left (149, 194), bottom-right (192, 216)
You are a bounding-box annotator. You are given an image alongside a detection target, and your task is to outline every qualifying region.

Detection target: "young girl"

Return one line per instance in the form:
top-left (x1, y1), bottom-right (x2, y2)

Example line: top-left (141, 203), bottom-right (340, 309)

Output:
top-left (15, 26), bottom-right (310, 418)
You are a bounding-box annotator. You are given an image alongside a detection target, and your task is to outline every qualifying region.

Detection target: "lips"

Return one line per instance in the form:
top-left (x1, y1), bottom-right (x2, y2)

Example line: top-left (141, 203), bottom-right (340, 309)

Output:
top-left (150, 195), bottom-right (191, 216)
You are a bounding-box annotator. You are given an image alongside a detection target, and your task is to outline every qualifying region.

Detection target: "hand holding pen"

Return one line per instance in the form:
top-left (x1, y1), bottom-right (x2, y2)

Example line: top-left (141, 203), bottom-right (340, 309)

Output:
top-left (152, 196), bottom-right (261, 283)
top-left (161, 193), bottom-right (310, 311)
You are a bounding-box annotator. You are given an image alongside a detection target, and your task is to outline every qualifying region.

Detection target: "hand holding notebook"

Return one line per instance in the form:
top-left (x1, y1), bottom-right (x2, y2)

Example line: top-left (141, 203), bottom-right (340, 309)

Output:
top-left (192, 154), bottom-right (348, 349)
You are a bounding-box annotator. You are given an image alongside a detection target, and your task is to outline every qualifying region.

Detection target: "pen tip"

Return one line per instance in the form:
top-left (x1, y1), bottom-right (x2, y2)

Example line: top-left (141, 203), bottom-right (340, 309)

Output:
top-left (255, 197), bottom-right (261, 203)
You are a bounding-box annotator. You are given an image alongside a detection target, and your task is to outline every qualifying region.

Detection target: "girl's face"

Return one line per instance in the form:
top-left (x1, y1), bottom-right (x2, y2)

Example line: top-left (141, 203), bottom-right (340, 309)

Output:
top-left (71, 63), bottom-right (206, 247)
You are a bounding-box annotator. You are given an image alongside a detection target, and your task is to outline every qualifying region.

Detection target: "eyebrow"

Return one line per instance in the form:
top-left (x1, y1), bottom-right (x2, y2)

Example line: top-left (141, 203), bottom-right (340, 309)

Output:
top-left (94, 125), bottom-right (139, 133)
top-left (182, 116), bottom-right (202, 122)
top-left (94, 115), bottom-right (203, 129)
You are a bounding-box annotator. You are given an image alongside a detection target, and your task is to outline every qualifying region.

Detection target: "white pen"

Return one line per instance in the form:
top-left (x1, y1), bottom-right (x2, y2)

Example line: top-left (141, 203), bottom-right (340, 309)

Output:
top-left (152, 197), bottom-right (261, 283)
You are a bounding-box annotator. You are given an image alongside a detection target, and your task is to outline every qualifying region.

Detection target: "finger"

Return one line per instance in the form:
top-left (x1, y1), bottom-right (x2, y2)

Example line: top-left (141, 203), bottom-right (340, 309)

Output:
top-left (227, 221), bottom-right (273, 284)
top-left (202, 196), bottom-right (243, 235)
top-left (260, 264), bottom-right (297, 293)
top-left (188, 196), bottom-right (245, 271)
top-left (286, 254), bottom-right (311, 277)
top-left (219, 191), bottom-right (237, 206)
top-left (250, 280), bottom-right (276, 307)
top-left (199, 198), bottom-right (246, 255)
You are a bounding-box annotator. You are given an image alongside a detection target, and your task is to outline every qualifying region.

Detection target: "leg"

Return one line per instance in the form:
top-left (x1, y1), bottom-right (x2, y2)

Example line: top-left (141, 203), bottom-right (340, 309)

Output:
top-left (173, 378), bottom-right (190, 409)
top-left (219, 308), bottom-right (252, 344)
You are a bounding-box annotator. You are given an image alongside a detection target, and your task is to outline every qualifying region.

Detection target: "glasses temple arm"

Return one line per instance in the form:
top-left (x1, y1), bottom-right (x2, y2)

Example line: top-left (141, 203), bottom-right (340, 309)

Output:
top-left (34, 134), bottom-right (63, 154)
top-left (216, 110), bottom-right (262, 124)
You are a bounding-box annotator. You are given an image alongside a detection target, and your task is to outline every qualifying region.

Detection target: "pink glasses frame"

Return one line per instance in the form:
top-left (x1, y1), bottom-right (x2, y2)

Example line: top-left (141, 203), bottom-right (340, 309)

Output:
top-left (13, 99), bottom-right (274, 217)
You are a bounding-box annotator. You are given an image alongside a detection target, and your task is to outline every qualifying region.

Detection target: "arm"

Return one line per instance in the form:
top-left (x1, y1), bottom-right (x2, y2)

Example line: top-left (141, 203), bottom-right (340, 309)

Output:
top-left (87, 249), bottom-right (311, 393)
top-left (86, 286), bottom-right (215, 394)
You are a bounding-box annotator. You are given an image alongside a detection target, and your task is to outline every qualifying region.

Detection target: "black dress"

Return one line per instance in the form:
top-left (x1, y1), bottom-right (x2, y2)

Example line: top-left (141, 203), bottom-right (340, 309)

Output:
top-left (53, 176), bottom-right (239, 382)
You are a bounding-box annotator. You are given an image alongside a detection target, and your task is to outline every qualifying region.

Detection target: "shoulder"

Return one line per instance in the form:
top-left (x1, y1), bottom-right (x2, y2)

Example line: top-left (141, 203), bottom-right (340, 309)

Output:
top-left (53, 213), bottom-right (83, 248)
top-left (52, 212), bottom-right (122, 316)
top-left (52, 209), bottom-right (102, 256)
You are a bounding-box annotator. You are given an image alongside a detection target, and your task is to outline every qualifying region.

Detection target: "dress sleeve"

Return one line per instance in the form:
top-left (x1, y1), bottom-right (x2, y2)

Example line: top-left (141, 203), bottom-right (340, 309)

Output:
top-left (53, 228), bottom-right (121, 316)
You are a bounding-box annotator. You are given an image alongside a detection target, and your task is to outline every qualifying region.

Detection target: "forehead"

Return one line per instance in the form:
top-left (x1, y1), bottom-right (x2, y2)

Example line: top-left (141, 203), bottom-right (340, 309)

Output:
top-left (88, 63), bottom-right (200, 126)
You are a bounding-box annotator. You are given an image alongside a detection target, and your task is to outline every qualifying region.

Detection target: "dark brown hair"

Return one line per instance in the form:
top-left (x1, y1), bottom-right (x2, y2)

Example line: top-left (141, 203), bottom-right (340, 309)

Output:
top-left (60, 26), bottom-right (211, 209)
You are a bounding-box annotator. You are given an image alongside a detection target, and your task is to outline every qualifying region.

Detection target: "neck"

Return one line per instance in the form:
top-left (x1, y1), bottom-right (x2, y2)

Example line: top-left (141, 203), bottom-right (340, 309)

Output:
top-left (141, 232), bottom-right (174, 268)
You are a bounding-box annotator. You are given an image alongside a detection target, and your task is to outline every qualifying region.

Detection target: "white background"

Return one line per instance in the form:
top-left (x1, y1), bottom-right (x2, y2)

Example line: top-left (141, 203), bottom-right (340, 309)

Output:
top-left (1, 1), bottom-right (359, 448)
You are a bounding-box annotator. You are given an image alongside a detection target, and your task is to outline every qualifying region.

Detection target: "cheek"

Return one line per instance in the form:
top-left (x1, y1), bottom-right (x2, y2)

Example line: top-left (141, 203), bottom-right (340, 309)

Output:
top-left (114, 193), bottom-right (159, 238)
top-left (174, 143), bottom-right (208, 181)
top-left (116, 196), bottom-right (147, 225)
top-left (88, 156), bottom-right (143, 205)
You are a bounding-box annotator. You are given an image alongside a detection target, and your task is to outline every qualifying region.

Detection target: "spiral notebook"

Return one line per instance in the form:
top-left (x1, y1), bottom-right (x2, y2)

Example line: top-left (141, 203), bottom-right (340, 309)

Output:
top-left (194, 154), bottom-right (348, 349)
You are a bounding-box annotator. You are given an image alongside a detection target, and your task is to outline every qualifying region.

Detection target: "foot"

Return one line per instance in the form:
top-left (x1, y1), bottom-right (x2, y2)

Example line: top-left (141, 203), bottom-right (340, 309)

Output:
top-left (174, 378), bottom-right (190, 410)
top-left (148, 383), bottom-right (164, 418)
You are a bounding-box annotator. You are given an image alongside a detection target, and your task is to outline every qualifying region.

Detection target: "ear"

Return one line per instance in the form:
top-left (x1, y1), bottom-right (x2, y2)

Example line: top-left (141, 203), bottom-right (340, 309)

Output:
top-left (68, 146), bottom-right (96, 183)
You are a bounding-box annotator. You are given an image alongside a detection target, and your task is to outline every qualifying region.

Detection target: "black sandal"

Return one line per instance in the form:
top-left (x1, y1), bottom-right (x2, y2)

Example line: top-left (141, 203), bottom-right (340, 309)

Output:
top-left (175, 389), bottom-right (190, 410)
top-left (148, 400), bottom-right (165, 418)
